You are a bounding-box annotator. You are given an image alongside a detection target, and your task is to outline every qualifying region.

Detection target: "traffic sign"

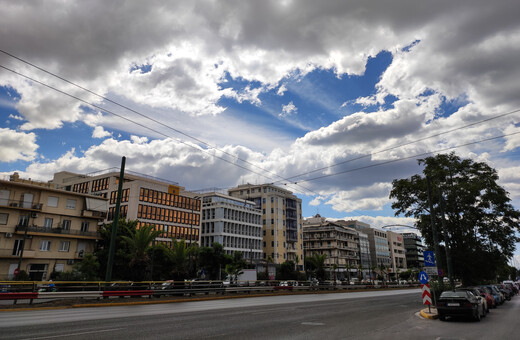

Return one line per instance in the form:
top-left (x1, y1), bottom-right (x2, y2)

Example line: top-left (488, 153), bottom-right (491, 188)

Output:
top-left (421, 284), bottom-right (432, 305)
top-left (419, 271), bottom-right (429, 284)
top-left (14, 268), bottom-right (19, 276)
top-left (423, 251), bottom-right (436, 267)
top-left (423, 267), bottom-right (438, 276)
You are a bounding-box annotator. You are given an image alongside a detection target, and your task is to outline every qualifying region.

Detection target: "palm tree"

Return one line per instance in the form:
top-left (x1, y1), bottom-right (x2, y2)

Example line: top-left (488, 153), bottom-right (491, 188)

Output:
top-left (265, 255), bottom-right (274, 280)
top-left (358, 263), bottom-right (364, 281)
top-left (121, 224), bottom-right (162, 280)
top-left (169, 238), bottom-right (196, 280)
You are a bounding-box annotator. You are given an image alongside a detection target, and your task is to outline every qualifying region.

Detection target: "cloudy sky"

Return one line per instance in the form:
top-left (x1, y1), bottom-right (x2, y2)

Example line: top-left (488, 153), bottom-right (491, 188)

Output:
top-left (1, 0), bottom-right (520, 262)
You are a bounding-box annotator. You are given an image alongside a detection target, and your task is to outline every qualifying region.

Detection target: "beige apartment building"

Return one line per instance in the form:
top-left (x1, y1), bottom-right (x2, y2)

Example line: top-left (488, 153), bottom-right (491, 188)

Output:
top-left (51, 170), bottom-right (201, 246)
top-left (0, 173), bottom-right (107, 280)
top-left (228, 184), bottom-right (303, 267)
top-left (386, 230), bottom-right (407, 278)
top-left (302, 219), bottom-right (360, 280)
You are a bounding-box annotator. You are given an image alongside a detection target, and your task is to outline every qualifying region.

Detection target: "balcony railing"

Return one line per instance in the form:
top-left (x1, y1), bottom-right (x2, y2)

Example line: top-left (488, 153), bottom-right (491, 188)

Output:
top-left (0, 249), bottom-right (36, 258)
top-left (15, 225), bottom-right (99, 238)
top-left (0, 199), bottom-right (43, 210)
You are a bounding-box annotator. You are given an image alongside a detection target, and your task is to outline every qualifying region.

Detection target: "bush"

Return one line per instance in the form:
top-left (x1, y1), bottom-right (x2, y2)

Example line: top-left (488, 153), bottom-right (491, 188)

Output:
top-left (12, 270), bottom-right (30, 281)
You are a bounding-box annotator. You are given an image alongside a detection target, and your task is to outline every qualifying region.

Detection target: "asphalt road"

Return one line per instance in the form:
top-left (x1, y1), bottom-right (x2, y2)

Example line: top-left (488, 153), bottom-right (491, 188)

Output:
top-left (1, 289), bottom-right (518, 339)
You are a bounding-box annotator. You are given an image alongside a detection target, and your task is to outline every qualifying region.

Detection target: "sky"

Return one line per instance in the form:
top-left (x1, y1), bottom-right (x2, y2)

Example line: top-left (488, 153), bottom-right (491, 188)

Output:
top-left (1, 1), bottom-right (520, 266)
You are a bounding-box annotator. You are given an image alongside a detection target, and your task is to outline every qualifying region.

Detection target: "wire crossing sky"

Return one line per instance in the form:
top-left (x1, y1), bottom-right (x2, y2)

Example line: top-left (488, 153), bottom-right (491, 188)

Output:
top-left (1, 1), bottom-right (520, 267)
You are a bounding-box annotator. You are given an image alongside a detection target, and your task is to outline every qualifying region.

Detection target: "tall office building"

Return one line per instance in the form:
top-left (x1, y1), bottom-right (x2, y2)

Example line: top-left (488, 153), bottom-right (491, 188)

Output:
top-left (0, 173), bottom-right (107, 280)
top-left (199, 192), bottom-right (262, 261)
top-left (342, 220), bottom-right (391, 272)
top-left (386, 230), bottom-right (407, 278)
top-left (52, 170), bottom-right (201, 246)
top-left (228, 184), bottom-right (303, 266)
top-left (403, 233), bottom-right (424, 269)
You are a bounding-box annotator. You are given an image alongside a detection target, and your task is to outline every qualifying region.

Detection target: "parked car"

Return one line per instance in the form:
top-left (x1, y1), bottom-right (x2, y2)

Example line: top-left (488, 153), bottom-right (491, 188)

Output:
top-left (457, 288), bottom-right (488, 314)
top-left (437, 290), bottom-right (485, 321)
top-left (473, 286), bottom-right (495, 310)
top-left (483, 285), bottom-right (504, 305)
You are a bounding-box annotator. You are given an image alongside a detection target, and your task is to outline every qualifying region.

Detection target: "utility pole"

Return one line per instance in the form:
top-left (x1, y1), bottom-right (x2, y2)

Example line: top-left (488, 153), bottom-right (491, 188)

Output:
top-left (426, 176), bottom-right (443, 285)
top-left (105, 156), bottom-right (126, 282)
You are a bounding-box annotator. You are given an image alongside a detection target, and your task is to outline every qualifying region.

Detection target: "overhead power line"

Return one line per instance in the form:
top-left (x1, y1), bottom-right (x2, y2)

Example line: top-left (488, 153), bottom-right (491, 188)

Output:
top-left (0, 49), bottom-right (315, 194)
top-left (274, 108), bottom-right (520, 184)
top-left (290, 130), bottom-right (520, 184)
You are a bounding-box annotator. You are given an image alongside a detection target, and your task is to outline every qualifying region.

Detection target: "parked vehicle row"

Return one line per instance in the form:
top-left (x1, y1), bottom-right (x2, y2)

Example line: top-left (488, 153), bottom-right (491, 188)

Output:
top-left (437, 282), bottom-right (518, 322)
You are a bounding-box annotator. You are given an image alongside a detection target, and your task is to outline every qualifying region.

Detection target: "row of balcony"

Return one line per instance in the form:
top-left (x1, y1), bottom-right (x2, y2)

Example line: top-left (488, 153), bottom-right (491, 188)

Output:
top-left (14, 225), bottom-right (99, 238)
top-left (0, 248), bottom-right (85, 259)
top-left (0, 199), bottom-right (43, 210)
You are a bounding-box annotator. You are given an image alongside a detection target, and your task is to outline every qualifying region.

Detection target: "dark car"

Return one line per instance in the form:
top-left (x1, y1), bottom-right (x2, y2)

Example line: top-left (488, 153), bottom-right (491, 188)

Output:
top-left (437, 290), bottom-right (485, 321)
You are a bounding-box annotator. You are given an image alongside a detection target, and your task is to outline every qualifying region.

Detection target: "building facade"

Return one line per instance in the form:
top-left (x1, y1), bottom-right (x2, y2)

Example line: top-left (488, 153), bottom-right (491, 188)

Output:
top-left (200, 192), bottom-right (262, 260)
top-left (0, 173), bottom-right (107, 280)
top-left (386, 230), bottom-right (407, 278)
top-left (228, 184), bottom-right (303, 266)
top-left (302, 221), bottom-right (360, 280)
top-left (403, 233), bottom-right (425, 269)
top-left (343, 220), bottom-right (391, 277)
top-left (52, 170), bottom-right (201, 246)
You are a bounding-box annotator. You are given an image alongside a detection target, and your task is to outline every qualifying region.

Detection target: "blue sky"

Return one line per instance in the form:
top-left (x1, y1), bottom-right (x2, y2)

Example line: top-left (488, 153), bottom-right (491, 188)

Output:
top-left (2, 1), bottom-right (520, 265)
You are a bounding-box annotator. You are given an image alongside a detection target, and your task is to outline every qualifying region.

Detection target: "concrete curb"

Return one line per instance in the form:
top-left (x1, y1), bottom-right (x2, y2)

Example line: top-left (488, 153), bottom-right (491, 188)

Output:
top-left (420, 307), bottom-right (438, 320)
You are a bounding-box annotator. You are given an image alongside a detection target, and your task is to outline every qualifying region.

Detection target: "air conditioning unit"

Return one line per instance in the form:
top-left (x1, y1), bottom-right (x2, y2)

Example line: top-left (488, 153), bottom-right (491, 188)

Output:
top-left (31, 212), bottom-right (38, 218)
top-left (5, 233), bottom-right (13, 238)
top-left (67, 259), bottom-right (75, 265)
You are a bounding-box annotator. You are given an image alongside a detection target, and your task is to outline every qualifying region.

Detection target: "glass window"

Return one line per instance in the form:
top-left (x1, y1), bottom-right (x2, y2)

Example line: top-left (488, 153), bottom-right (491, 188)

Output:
top-left (62, 220), bottom-right (71, 230)
top-left (0, 189), bottom-right (10, 205)
top-left (47, 196), bottom-right (59, 207)
top-left (66, 199), bottom-right (76, 209)
top-left (12, 239), bottom-right (24, 256)
top-left (81, 221), bottom-right (89, 232)
top-left (59, 241), bottom-right (70, 252)
top-left (43, 218), bottom-right (53, 228)
top-left (0, 213), bottom-right (8, 225)
top-left (40, 240), bottom-right (51, 251)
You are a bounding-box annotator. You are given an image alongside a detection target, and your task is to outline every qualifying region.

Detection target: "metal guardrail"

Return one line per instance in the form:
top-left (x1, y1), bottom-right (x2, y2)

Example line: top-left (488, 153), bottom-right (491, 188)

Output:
top-left (0, 281), bottom-right (421, 304)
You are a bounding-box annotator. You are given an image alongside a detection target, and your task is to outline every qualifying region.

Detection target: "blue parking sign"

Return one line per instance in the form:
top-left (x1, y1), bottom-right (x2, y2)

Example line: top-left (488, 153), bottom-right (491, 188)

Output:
top-left (423, 251), bottom-right (436, 267)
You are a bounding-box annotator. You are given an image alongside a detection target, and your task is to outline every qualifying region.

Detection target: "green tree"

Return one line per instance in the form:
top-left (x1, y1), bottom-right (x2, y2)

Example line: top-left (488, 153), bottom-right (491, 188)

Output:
top-left (169, 238), bottom-right (196, 280)
top-left (147, 244), bottom-right (174, 280)
top-left (197, 242), bottom-right (227, 280)
top-left (390, 153), bottom-right (520, 285)
top-left (122, 225), bottom-right (162, 281)
top-left (276, 261), bottom-right (298, 280)
top-left (305, 253), bottom-right (327, 281)
top-left (95, 219), bottom-right (136, 280)
top-left (225, 251), bottom-right (247, 283)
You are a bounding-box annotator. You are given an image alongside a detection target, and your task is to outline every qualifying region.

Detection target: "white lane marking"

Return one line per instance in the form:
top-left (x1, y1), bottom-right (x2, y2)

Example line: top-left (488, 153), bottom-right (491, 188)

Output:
top-left (22, 327), bottom-right (125, 340)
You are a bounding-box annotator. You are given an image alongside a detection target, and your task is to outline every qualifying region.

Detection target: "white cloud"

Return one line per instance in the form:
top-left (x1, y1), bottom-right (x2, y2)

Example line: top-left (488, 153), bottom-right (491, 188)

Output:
top-left (279, 101), bottom-right (298, 118)
top-left (92, 126), bottom-right (112, 138)
top-left (0, 128), bottom-right (38, 162)
top-left (7, 114), bottom-right (24, 121)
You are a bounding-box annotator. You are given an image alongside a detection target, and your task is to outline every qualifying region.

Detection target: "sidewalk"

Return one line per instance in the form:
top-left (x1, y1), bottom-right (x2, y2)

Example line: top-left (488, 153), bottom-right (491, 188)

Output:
top-left (420, 306), bottom-right (438, 319)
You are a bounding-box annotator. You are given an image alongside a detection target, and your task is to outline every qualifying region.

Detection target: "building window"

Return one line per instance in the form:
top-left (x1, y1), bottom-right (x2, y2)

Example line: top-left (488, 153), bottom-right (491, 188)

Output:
top-left (43, 218), bottom-right (53, 228)
top-left (81, 222), bottom-right (89, 233)
top-left (0, 213), bottom-right (8, 225)
top-left (271, 241), bottom-right (274, 247)
top-left (271, 229), bottom-right (274, 235)
top-left (59, 241), bottom-right (70, 252)
top-left (62, 220), bottom-right (71, 230)
top-left (18, 215), bottom-right (29, 227)
top-left (66, 199), bottom-right (76, 209)
top-left (40, 240), bottom-right (51, 251)
top-left (47, 196), bottom-right (59, 207)
top-left (12, 239), bottom-right (24, 256)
